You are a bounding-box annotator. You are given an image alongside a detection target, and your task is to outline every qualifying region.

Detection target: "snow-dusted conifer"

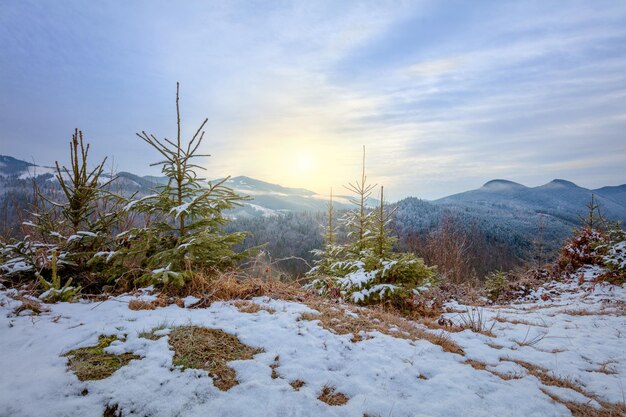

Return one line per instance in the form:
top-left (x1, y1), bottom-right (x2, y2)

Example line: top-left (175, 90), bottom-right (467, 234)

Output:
top-left (0, 129), bottom-right (122, 297)
top-left (308, 148), bottom-right (436, 305)
top-left (122, 83), bottom-right (249, 287)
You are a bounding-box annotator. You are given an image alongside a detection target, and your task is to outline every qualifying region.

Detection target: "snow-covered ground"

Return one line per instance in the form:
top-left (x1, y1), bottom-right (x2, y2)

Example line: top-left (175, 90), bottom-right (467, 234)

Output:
top-left (0, 274), bottom-right (624, 417)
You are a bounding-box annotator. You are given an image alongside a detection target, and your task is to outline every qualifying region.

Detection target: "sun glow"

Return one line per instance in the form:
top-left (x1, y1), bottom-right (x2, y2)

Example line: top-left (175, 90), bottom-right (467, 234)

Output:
top-left (295, 152), bottom-right (315, 175)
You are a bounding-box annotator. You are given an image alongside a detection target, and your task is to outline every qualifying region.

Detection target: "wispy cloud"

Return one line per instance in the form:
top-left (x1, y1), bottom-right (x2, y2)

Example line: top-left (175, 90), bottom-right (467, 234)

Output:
top-left (1, 0), bottom-right (625, 199)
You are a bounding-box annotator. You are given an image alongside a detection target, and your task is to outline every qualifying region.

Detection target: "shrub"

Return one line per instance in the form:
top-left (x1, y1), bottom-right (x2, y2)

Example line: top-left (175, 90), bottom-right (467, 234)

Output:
top-left (557, 227), bottom-right (607, 272)
top-left (484, 270), bottom-right (507, 302)
top-left (597, 223), bottom-right (626, 285)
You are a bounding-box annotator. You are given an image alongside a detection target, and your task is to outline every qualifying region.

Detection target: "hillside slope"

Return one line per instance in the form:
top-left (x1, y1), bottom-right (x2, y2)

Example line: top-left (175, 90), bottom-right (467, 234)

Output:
top-left (1, 272), bottom-right (624, 416)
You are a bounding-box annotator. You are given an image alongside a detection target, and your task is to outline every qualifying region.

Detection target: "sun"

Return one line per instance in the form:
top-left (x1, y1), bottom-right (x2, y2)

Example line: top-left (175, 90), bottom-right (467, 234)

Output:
top-left (295, 152), bottom-right (315, 175)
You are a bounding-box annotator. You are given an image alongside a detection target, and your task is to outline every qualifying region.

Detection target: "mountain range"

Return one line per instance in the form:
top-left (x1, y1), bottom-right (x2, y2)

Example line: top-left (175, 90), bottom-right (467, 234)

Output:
top-left (1, 155), bottom-right (625, 263)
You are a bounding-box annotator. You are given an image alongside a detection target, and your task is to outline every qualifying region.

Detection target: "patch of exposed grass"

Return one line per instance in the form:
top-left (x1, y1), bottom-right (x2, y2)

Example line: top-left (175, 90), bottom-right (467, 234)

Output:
top-left (456, 307), bottom-right (496, 337)
top-left (504, 358), bottom-right (626, 416)
top-left (465, 359), bottom-right (487, 371)
top-left (493, 316), bottom-right (548, 327)
top-left (128, 299), bottom-right (154, 310)
top-left (485, 342), bottom-right (505, 350)
top-left (562, 308), bottom-right (626, 317)
top-left (300, 302), bottom-right (464, 355)
top-left (318, 386), bottom-right (349, 406)
top-left (168, 326), bottom-right (263, 391)
top-left (270, 355), bottom-right (280, 379)
top-left (138, 322), bottom-right (170, 341)
top-left (128, 296), bottom-right (183, 310)
top-left (183, 272), bottom-right (306, 303)
top-left (65, 335), bottom-right (140, 381)
top-left (232, 300), bottom-right (275, 314)
top-left (103, 404), bottom-right (119, 417)
top-left (290, 379), bottom-right (305, 391)
top-left (463, 359), bottom-right (524, 381)
top-left (10, 294), bottom-right (49, 316)
top-left (540, 388), bottom-right (626, 417)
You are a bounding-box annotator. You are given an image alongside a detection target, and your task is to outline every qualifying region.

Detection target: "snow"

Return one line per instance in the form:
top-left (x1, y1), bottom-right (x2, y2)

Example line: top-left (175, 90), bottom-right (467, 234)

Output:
top-left (246, 203), bottom-right (279, 217)
top-left (0, 278), bottom-right (624, 416)
top-left (93, 251), bottom-right (117, 263)
top-left (122, 194), bottom-right (159, 212)
top-left (443, 278), bottom-right (626, 404)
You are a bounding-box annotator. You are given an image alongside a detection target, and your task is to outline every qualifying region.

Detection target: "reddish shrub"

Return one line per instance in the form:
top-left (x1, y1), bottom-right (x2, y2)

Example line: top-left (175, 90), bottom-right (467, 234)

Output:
top-left (558, 227), bottom-right (607, 271)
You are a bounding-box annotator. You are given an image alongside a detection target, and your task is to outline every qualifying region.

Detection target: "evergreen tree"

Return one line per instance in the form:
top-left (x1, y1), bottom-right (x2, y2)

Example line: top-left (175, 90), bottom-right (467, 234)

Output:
top-left (1, 129), bottom-right (123, 296)
top-left (578, 194), bottom-right (605, 230)
top-left (308, 147), bottom-right (436, 305)
top-left (343, 146), bottom-right (376, 254)
top-left (373, 186), bottom-right (396, 258)
top-left (122, 83), bottom-right (249, 287)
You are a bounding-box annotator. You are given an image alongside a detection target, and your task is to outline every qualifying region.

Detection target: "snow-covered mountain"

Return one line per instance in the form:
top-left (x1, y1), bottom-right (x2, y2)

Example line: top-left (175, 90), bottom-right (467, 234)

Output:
top-left (2, 155), bottom-right (625, 225)
top-left (0, 155), bottom-right (55, 178)
top-left (435, 179), bottom-right (626, 225)
top-left (0, 155), bottom-right (352, 218)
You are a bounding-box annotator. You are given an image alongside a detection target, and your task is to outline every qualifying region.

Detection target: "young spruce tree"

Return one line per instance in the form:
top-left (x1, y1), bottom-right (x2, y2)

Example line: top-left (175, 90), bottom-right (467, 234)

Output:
top-left (308, 147), bottom-right (436, 305)
top-left (1, 129), bottom-right (123, 299)
top-left (124, 83), bottom-right (249, 287)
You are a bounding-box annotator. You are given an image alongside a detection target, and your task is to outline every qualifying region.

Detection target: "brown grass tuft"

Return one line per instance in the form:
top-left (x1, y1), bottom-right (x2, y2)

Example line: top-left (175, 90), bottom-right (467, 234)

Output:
top-left (504, 358), bottom-right (626, 416)
top-left (270, 355), bottom-right (280, 379)
top-left (493, 316), bottom-right (548, 327)
top-left (233, 300), bottom-right (275, 314)
top-left (168, 326), bottom-right (263, 391)
top-left (128, 299), bottom-right (154, 311)
top-left (465, 359), bottom-right (488, 371)
top-left (184, 272), bottom-right (307, 307)
top-left (300, 301), bottom-right (464, 355)
top-left (540, 388), bottom-right (626, 417)
top-left (318, 386), bottom-right (349, 406)
top-left (12, 295), bottom-right (49, 316)
top-left (290, 380), bottom-right (305, 391)
top-left (103, 404), bottom-right (119, 417)
top-left (562, 308), bottom-right (626, 317)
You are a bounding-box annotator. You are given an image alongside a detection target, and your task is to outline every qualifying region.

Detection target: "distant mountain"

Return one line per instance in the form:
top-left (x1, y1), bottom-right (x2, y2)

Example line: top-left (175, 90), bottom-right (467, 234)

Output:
top-left (594, 184), bottom-right (626, 207)
top-left (2, 154), bottom-right (624, 227)
top-left (435, 178), bottom-right (626, 225)
top-left (0, 155), bottom-right (55, 178)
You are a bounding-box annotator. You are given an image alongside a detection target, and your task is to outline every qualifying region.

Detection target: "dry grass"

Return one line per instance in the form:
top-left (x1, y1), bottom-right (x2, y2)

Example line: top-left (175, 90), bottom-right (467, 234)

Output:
top-left (456, 307), bottom-right (496, 337)
top-left (127, 299), bottom-right (154, 310)
top-left (270, 355), bottom-right (280, 379)
top-left (183, 271), bottom-right (306, 304)
top-left (232, 300), bottom-right (275, 314)
top-left (168, 326), bottom-right (263, 391)
top-left (493, 316), bottom-right (548, 327)
top-left (318, 386), bottom-right (349, 406)
top-left (290, 380), bottom-right (305, 391)
top-left (589, 360), bottom-right (618, 375)
top-left (465, 359), bottom-right (488, 371)
top-left (562, 308), bottom-right (626, 317)
top-left (11, 295), bottom-right (49, 316)
top-left (464, 359), bottom-right (524, 381)
top-left (64, 335), bottom-right (140, 381)
top-left (299, 302), bottom-right (464, 355)
top-left (503, 358), bottom-right (626, 416)
top-left (514, 328), bottom-right (548, 347)
top-left (103, 404), bottom-right (119, 417)
top-left (540, 388), bottom-right (626, 417)
top-left (127, 296), bottom-right (182, 310)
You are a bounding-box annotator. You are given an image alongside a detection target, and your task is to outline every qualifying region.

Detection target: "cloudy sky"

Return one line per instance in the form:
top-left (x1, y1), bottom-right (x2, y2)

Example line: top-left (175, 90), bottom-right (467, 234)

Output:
top-left (1, 1), bottom-right (625, 200)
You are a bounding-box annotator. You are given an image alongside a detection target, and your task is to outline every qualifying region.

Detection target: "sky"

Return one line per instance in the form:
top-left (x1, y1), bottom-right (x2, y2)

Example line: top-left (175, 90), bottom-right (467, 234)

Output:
top-left (1, 0), bottom-right (625, 200)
